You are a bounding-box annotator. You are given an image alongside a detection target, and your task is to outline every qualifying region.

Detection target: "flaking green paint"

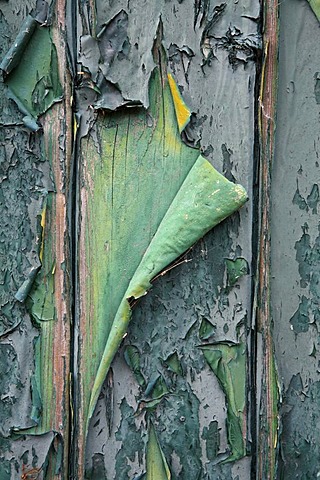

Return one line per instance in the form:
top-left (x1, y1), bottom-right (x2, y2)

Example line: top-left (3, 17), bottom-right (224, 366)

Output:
top-left (201, 420), bottom-right (220, 461)
top-left (308, 0), bottom-right (320, 20)
top-left (225, 257), bottom-right (249, 287)
top-left (80, 52), bottom-right (248, 444)
top-left (1, 21), bottom-right (63, 130)
top-left (124, 345), bottom-right (146, 387)
top-left (201, 341), bottom-right (246, 462)
top-left (146, 423), bottom-right (171, 480)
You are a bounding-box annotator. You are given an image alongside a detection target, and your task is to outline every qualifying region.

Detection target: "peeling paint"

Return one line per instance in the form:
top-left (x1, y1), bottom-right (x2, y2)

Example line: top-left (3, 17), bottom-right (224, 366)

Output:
top-left (271, 1), bottom-right (320, 478)
top-left (1, 0), bottom-right (259, 477)
top-left (201, 341), bottom-right (246, 462)
top-left (1, 17), bottom-right (63, 130)
top-left (77, 32), bottom-right (248, 475)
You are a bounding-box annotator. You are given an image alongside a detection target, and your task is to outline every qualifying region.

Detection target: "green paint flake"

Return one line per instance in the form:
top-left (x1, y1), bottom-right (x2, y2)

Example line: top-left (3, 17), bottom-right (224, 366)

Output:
top-left (27, 197), bottom-right (56, 324)
top-left (151, 375), bottom-right (169, 399)
top-left (202, 420), bottom-right (220, 461)
top-left (146, 423), bottom-right (171, 480)
top-left (199, 317), bottom-right (216, 340)
top-left (28, 266), bottom-right (55, 322)
top-left (225, 257), bottom-right (249, 287)
top-left (124, 345), bottom-right (146, 387)
top-left (201, 342), bottom-right (246, 462)
top-left (308, 0), bottom-right (320, 21)
top-left (164, 352), bottom-right (183, 375)
top-left (83, 63), bottom-right (248, 432)
top-left (1, 23), bottom-right (63, 129)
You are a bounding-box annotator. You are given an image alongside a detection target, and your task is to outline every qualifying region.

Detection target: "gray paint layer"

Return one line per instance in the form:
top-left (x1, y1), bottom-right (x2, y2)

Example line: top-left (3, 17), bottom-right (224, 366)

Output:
top-left (271, 1), bottom-right (320, 478)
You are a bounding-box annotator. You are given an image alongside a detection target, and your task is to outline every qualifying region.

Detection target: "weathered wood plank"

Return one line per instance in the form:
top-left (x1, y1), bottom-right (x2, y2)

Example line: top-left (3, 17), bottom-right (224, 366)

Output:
top-left (75, 1), bottom-right (259, 478)
top-left (0, 1), bottom-right (72, 477)
top-left (271, 2), bottom-right (320, 478)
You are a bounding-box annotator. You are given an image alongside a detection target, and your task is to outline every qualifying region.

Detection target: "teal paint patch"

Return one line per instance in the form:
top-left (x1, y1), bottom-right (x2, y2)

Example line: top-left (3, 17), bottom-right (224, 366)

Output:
top-left (115, 399), bottom-right (145, 480)
top-left (306, 184), bottom-right (319, 214)
top-left (279, 376), bottom-right (320, 479)
top-left (293, 182), bottom-right (320, 214)
top-left (292, 187), bottom-right (308, 211)
top-left (292, 182), bottom-right (320, 215)
top-left (159, 384), bottom-right (203, 479)
top-left (0, 460), bottom-right (11, 480)
top-left (0, 344), bottom-right (19, 431)
top-left (292, 228), bottom-right (320, 334)
top-left (85, 453), bottom-right (108, 480)
top-left (225, 257), bottom-right (249, 287)
top-left (289, 296), bottom-right (310, 334)
top-left (201, 420), bottom-right (220, 461)
top-left (0, 436), bottom-right (12, 479)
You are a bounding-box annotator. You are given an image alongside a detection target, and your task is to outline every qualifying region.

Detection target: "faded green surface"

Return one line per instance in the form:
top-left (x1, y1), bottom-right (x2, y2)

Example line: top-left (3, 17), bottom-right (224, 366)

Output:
top-left (79, 1), bottom-right (257, 479)
top-left (79, 53), bottom-right (247, 455)
top-left (271, 1), bottom-right (320, 478)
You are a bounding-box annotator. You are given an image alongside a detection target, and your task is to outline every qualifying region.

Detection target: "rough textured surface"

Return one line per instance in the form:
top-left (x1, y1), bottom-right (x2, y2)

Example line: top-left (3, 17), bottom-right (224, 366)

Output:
top-left (5, 0), bottom-right (312, 479)
top-left (78, 2), bottom-right (258, 478)
top-left (0, 0), bottom-right (71, 477)
top-left (271, 2), bottom-right (320, 478)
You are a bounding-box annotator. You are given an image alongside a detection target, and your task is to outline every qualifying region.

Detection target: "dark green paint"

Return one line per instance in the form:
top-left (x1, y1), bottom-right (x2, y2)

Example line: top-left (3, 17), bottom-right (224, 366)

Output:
top-left (225, 258), bottom-right (249, 287)
top-left (279, 376), bottom-right (320, 479)
top-left (201, 342), bottom-right (246, 462)
top-left (164, 352), bottom-right (183, 376)
top-left (201, 421), bottom-right (220, 461)
top-left (124, 345), bottom-right (146, 387)
top-left (199, 317), bottom-right (216, 341)
top-left (85, 453), bottom-right (108, 480)
top-left (114, 399), bottom-right (145, 480)
top-left (0, 344), bottom-right (19, 429)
